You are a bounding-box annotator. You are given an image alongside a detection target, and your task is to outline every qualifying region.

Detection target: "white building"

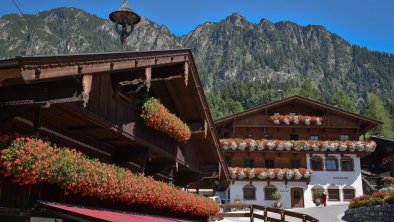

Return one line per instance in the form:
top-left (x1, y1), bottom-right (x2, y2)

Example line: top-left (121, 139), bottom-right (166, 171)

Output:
top-left (214, 96), bottom-right (381, 209)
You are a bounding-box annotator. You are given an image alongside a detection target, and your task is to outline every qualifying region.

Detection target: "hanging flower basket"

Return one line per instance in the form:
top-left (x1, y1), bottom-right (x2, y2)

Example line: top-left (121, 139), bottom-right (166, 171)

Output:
top-left (269, 115), bottom-right (323, 126)
top-left (220, 138), bottom-right (377, 152)
top-left (228, 167), bottom-right (312, 180)
top-left (141, 97), bottom-right (191, 142)
top-left (0, 135), bottom-right (218, 218)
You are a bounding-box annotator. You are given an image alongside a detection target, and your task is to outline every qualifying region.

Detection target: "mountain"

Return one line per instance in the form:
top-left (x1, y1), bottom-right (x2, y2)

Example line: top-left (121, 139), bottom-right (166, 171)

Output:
top-left (1, 8), bottom-right (394, 120)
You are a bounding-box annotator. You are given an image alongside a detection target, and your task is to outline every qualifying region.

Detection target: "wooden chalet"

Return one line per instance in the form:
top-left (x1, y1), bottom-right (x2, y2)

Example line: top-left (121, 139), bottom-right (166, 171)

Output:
top-left (214, 96), bottom-right (381, 208)
top-left (0, 49), bottom-right (228, 221)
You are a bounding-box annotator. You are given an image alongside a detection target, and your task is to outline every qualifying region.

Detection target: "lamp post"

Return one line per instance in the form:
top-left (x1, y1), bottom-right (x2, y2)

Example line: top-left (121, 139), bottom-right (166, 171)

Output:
top-left (109, 0), bottom-right (141, 51)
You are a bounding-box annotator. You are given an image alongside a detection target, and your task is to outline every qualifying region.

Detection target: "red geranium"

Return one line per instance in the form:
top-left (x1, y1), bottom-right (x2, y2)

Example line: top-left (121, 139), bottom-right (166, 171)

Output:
top-left (141, 98), bottom-right (191, 142)
top-left (0, 134), bottom-right (218, 217)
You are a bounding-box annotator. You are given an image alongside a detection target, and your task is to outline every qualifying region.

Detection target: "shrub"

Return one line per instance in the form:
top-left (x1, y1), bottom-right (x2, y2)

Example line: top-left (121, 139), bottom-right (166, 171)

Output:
top-left (312, 187), bottom-right (324, 200)
top-left (367, 197), bottom-right (383, 206)
top-left (272, 191), bottom-right (282, 201)
top-left (384, 193), bottom-right (394, 204)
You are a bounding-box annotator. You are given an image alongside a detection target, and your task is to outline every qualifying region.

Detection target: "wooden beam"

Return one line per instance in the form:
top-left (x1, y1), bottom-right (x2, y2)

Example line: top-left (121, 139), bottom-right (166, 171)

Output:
top-left (111, 149), bottom-right (150, 165)
top-left (164, 80), bottom-right (187, 120)
top-left (33, 107), bottom-right (43, 133)
top-left (20, 52), bottom-right (189, 82)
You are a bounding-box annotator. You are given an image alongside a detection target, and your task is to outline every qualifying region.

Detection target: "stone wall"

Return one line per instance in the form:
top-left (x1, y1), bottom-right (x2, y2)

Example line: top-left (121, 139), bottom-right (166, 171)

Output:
top-left (343, 204), bottom-right (394, 222)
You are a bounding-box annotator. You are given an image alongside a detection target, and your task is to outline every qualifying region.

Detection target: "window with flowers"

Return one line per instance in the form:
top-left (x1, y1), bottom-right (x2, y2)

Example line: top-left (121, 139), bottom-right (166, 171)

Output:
top-left (243, 184), bottom-right (256, 200)
top-left (264, 185), bottom-right (277, 200)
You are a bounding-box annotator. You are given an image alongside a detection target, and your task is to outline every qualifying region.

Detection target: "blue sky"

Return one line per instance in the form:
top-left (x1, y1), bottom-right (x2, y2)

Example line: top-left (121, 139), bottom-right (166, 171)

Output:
top-left (1, 0), bottom-right (394, 53)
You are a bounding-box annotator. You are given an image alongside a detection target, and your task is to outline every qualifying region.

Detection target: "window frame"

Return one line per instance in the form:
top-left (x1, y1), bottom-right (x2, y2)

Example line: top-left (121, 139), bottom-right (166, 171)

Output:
top-left (327, 188), bottom-right (340, 201)
top-left (340, 157), bottom-right (354, 171)
top-left (243, 184), bottom-right (256, 200)
top-left (310, 156), bottom-right (323, 171)
top-left (244, 158), bottom-right (254, 168)
top-left (265, 159), bottom-right (275, 168)
top-left (290, 134), bottom-right (299, 140)
top-left (264, 185), bottom-right (277, 201)
top-left (325, 157), bottom-right (338, 171)
top-left (343, 188), bottom-right (355, 201)
top-left (290, 159), bottom-right (301, 169)
top-left (340, 135), bottom-right (349, 141)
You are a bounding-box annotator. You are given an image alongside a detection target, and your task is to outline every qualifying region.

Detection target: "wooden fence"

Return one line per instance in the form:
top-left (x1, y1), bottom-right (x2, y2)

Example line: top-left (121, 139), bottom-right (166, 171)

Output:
top-left (208, 204), bottom-right (319, 222)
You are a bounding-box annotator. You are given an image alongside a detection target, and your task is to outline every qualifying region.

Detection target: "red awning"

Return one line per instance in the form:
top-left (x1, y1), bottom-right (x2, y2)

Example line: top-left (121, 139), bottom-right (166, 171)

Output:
top-left (41, 203), bottom-right (191, 222)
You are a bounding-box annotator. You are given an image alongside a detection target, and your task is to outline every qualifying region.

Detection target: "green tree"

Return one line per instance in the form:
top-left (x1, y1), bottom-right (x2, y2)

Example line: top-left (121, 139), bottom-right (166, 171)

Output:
top-left (330, 89), bottom-right (357, 113)
top-left (366, 93), bottom-right (394, 136)
top-left (283, 80), bottom-right (324, 102)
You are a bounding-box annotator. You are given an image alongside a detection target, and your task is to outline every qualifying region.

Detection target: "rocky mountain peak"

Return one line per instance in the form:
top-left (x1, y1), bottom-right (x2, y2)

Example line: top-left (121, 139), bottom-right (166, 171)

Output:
top-left (0, 8), bottom-right (393, 113)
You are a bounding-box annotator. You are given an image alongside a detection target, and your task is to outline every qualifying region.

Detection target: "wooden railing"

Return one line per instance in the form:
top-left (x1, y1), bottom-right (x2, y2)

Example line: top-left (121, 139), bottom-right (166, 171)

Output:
top-left (208, 204), bottom-right (319, 222)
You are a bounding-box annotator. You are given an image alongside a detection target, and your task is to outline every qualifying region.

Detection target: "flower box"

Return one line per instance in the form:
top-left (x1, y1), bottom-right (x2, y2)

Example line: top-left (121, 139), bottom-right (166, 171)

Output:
top-left (229, 167), bottom-right (312, 180)
top-left (269, 115), bottom-right (323, 126)
top-left (220, 138), bottom-right (376, 152)
top-left (141, 97), bottom-right (191, 142)
top-left (0, 135), bottom-right (218, 218)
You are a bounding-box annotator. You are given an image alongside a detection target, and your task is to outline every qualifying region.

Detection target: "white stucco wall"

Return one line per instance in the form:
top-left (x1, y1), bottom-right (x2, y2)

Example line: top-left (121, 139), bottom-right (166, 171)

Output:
top-left (226, 181), bottom-right (307, 209)
top-left (304, 153), bottom-right (363, 208)
top-left (223, 153), bottom-right (363, 209)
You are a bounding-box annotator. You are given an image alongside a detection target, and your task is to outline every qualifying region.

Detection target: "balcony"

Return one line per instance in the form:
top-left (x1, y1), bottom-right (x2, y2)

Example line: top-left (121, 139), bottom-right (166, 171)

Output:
top-left (221, 138), bottom-right (376, 153)
top-left (229, 167), bottom-right (312, 183)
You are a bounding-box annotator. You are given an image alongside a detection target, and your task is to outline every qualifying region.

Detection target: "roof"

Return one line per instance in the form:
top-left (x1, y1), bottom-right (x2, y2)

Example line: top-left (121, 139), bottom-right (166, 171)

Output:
top-left (37, 202), bottom-right (190, 222)
top-left (0, 49), bottom-right (229, 180)
top-left (215, 95), bottom-right (382, 132)
top-left (370, 136), bottom-right (394, 143)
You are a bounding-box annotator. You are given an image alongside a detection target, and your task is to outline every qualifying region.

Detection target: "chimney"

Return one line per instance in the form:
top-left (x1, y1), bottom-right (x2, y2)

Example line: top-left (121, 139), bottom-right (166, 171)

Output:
top-left (276, 89), bottom-right (283, 100)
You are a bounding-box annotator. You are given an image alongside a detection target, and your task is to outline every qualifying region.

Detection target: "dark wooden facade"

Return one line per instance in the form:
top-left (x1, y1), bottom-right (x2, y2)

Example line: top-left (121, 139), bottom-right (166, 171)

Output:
top-left (215, 96), bottom-right (381, 172)
top-left (0, 49), bottom-right (228, 220)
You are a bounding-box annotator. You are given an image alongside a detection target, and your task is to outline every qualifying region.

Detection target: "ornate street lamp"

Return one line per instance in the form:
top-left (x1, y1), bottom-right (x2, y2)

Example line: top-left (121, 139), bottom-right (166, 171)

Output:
top-left (109, 0), bottom-right (141, 51)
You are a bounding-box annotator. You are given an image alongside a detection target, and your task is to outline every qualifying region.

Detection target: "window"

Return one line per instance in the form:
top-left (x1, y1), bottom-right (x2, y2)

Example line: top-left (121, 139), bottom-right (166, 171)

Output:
top-left (325, 158), bottom-right (338, 171)
top-left (310, 156), bottom-right (323, 171)
top-left (328, 189), bottom-right (340, 201)
top-left (274, 112), bottom-right (280, 116)
top-left (265, 159), bottom-right (275, 168)
top-left (340, 135), bottom-right (349, 141)
top-left (343, 188), bottom-right (355, 200)
top-left (289, 112), bottom-right (297, 116)
top-left (290, 159), bottom-right (301, 169)
top-left (341, 157), bottom-right (354, 171)
top-left (264, 185), bottom-right (277, 200)
top-left (244, 159), bottom-right (254, 168)
top-left (290, 134), bottom-right (299, 140)
top-left (243, 184), bottom-right (256, 200)
top-left (264, 134), bottom-right (273, 139)
top-left (243, 134), bottom-right (253, 139)
top-left (310, 135), bottom-right (319, 141)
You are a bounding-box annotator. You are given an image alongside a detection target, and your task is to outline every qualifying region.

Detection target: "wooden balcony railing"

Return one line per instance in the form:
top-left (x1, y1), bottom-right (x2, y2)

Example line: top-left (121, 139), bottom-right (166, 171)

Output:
top-left (208, 204), bottom-right (319, 222)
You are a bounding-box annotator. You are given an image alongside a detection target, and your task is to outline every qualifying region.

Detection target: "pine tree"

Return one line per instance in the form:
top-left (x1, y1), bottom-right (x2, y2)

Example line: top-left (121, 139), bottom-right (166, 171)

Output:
top-left (366, 93), bottom-right (394, 136)
top-left (330, 89), bottom-right (357, 113)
